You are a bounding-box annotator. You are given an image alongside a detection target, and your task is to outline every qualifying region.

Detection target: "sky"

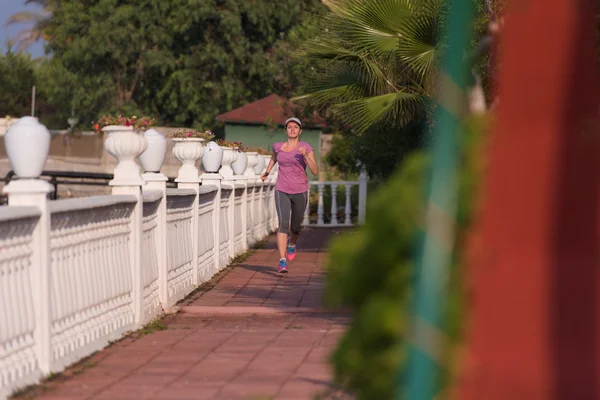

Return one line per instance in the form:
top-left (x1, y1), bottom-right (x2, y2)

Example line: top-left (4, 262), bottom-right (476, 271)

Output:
top-left (0, 0), bottom-right (45, 57)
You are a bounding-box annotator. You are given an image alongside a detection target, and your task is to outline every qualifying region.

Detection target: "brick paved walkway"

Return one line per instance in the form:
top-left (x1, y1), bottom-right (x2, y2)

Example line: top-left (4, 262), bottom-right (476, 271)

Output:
top-left (22, 229), bottom-right (350, 400)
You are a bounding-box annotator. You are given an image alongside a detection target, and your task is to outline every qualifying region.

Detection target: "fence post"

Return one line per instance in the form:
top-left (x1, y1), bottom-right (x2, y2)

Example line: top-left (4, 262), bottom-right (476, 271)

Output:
top-left (175, 180), bottom-right (200, 287)
top-left (142, 172), bottom-right (168, 306)
top-left (246, 181), bottom-right (257, 245)
top-left (223, 179), bottom-right (236, 260)
top-left (317, 183), bottom-right (325, 225)
top-left (201, 173), bottom-right (222, 274)
top-left (3, 118), bottom-right (54, 373)
top-left (330, 183), bottom-right (338, 225)
top-left (256, 182), bottom-right (263, 239)
top-left (4, 179), bottom-right (54, 374)
top-left (358, 169), bottom-right (368, 224)
top-left (109, 156), bottom-right (146, 327)
top-left (234, 175), bottom-right (249, 251)
top-left (269, 182), bottom-right (277, 232)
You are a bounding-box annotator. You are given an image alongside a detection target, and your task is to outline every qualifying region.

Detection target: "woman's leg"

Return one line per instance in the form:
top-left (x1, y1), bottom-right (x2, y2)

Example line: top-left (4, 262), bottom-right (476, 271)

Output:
top-left (275, 191), bottom-right (292, 261)
top-left (289, 191), bottom-right (309, 246)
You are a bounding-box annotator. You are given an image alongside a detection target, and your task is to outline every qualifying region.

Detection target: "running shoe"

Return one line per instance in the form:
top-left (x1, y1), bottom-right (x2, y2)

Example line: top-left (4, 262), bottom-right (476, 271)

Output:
top-left (278, 258), bottom-right (288, 273)
top-left (287, 241), bottom-right (297, 262)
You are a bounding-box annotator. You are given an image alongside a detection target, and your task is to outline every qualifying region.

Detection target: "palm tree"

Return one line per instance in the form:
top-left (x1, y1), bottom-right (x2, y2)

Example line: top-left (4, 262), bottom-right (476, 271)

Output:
top-left (5, 0), bottom-right (52, 53)
top-left (292, 0), bottom-right (444, 133)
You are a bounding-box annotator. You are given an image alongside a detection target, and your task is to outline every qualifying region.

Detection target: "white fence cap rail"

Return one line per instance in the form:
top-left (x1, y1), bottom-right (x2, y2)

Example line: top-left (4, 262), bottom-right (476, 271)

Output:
top-left (166, 188), bottom-right (197, 197)
top-left (198, 185), bottom-right (218, 194)
top-left (0, 205), bottom-right (41, 222)
top-left (49, 195), bottom-right (137, 214)
top-left (142, 190), bottom-right (164, 203)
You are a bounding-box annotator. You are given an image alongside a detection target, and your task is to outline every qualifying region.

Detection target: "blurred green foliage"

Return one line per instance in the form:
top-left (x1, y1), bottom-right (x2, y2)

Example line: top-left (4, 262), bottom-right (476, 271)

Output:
top-left (324, 114), bottom-right (489, 399)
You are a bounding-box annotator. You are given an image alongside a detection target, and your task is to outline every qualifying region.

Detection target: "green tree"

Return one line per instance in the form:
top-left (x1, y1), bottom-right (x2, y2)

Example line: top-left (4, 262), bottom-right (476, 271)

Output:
top-left (0, 51), bottom-right (36, 117)
top-left (326, 118), bottom-right (426, 180)
top-left (44, 0), bottom-right (177, 118)
top-left (149, 0), bottom-right (324, 129)
top-left (42, 0), bottom-right (323, 129)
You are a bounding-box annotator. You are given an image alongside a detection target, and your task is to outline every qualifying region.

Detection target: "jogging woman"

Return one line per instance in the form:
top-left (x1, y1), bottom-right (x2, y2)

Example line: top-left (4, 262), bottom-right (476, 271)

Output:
top-left (260, 117), bottom-right (319, 273)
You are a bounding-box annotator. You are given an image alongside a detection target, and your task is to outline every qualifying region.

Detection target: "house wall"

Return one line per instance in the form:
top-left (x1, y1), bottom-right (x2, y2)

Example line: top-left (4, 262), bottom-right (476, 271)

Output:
top-left (224, 124), bottom-right (322, 179)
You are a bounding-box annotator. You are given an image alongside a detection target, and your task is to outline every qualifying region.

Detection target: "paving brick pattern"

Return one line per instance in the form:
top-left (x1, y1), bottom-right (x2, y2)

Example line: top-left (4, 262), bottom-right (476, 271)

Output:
top-left (25, 229), bottom-right (351, 400)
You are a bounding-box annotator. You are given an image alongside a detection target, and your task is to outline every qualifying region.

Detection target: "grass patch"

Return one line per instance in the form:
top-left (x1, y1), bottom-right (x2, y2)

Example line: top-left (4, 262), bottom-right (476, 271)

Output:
top-left (130, 319), bottom-right (168, 338)
top-left (72, 361), bottom-right (97, 376)
top-left (9, 383), bottom-right (40, 399)
top-left (231, 249), bottom-right (255, 264)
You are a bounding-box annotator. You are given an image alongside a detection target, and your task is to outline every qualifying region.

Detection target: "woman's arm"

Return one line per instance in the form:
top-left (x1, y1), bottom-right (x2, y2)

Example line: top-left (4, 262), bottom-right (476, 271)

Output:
top-left (260, 154), bottom-right (277, 182)
top-left (299, 146), bottom-right (319, 176)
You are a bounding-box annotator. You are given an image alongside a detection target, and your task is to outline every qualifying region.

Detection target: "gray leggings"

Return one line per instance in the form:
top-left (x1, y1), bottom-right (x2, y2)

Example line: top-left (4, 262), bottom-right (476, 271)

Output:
top-left (275, 190), bottom-right (308, 235)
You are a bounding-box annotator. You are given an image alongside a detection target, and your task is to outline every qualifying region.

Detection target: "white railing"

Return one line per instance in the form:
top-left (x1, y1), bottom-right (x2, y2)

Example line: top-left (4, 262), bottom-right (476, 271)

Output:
top-left (165, 189), bottom-right (196, 306)
top-left (142, 192), bottom-right (163, 324)
top-left (0, 118), bottom-right (368, 398)
top-left (197, 186), bottom-right (218, 283)
top-left (0, 207), bottom-right (42, 397)
top-left (0, 181), bottom-right (277, 399)
top-left (49, 196), bottom-right (138, 371)
top-left (303, 170), bottom-right (368, 227)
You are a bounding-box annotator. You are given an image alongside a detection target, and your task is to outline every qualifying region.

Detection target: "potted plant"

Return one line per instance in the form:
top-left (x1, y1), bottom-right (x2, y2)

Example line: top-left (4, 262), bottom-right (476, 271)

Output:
top-left (169, 129), bottom-right (214, 181)
top-left (215, 139), bottom-right (242, 177)
top-left (93, 114), bottom-right (155, 185)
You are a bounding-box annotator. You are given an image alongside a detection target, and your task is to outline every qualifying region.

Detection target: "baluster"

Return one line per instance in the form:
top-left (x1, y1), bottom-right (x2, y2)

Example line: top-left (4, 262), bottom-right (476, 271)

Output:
top-left (358, 169), bottom-right (368, 224)
top-left (303, 186), bottom-right (310, 225)
top-left (317, 183), bottom-right (324, 225)
top-left (330, 183), bottom-right (338, 225)
top-left (345, 184), bottom-right (352, 225)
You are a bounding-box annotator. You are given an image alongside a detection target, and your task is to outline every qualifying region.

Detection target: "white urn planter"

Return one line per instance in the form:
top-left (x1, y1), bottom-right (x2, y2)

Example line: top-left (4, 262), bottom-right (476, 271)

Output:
top-left (4, 116), bottom-right (50, 179)
top-left (139, 129), bottom-right (167, 173)
top-left (219, 147), bottom-right (238, 178)
top-left (244, 151), bottom-right (259, 178)
top-left (103, 125), bottom-right (148, 185)
top-left (172, 138), bottom-right (204, 182)
top-left (201, 141), bottom-right (223, 173)
top-left (231, 151), bottom-right (248, 175)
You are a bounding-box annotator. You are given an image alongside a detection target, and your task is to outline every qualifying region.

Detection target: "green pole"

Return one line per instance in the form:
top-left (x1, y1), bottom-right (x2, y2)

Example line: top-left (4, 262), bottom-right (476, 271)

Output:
top-left (400, 0), bottom-right (474, 398)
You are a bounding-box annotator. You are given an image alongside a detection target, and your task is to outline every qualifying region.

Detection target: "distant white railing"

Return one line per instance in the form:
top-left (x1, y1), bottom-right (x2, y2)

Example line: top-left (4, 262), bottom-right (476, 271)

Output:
top-left (303, 170), bottom-right (368, 227)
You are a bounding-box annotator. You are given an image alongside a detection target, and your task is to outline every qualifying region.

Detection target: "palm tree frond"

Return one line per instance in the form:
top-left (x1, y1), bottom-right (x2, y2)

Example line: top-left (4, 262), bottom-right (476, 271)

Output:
top-left (331, 91), bottom-right (426, 133)
top-left (296, 0), bottom-right (443, 130)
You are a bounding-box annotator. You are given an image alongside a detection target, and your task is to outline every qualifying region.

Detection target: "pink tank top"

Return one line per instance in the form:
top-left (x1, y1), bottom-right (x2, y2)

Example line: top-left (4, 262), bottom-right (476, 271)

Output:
top-left (272, 141), bottom-right (313, 194)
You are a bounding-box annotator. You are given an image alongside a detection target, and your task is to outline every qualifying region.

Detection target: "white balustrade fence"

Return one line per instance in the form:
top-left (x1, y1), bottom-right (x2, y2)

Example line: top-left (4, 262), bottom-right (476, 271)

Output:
top-left (0, 120), bottom-right (283, 399)
top-left (0, 118), bottom-right (368, 398)
top-left (0, 179), bottom-right (276, 398)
